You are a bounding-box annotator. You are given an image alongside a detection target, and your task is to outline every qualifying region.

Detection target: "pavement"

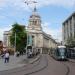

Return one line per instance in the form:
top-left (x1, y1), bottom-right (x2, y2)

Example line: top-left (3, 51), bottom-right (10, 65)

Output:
top-left (0, 54), bottom-right (40, 71)
top-left (69, 58), bottom-right (75, 63)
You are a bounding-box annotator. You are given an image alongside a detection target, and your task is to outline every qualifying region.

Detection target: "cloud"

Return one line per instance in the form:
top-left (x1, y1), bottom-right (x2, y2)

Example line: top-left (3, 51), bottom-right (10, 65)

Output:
top-left (36, 0), bottom-right (75, 8)
top-left (0, 0), bottom-right (75, 11)
top-left (42, 22), bottom-right (62, 42)
top-left (0, 0), bottom-right (7, 8)
top-left (0, 0), bottom-right (74, 41)
top-left (0, 15), bottom-right (6, 19)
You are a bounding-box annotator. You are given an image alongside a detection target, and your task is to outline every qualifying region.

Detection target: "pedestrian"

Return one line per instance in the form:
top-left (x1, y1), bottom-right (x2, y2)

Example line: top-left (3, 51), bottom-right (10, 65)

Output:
top-left (4, 51), bottom-right (10, 63)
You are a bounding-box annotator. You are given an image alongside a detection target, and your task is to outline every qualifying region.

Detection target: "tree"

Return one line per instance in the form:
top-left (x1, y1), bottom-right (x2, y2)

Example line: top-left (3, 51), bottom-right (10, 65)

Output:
top-left (10, 23), bottom-right (27, 53)
top-left (66, 37), bottom-right (75, 48)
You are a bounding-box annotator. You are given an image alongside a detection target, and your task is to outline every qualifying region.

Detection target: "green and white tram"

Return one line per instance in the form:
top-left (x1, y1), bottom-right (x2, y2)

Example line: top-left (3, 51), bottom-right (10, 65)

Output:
top-left (52, 46), bottom-right (67, 60)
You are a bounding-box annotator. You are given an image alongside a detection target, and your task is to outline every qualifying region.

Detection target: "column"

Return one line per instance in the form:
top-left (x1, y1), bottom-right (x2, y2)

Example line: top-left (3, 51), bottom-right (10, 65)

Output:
top-left (72, 16), bottom-right (74, 38)
top-left (68, 19), bottom-right (71, 38)
top-left (65, 22), bottom-right (68, 43)
top-left (62, 24), bottom-right (65, 44)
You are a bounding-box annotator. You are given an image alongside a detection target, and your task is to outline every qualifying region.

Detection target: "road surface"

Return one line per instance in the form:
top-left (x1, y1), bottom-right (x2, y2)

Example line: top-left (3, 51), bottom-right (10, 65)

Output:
top-left (0, 54), bottom-right (75, 75)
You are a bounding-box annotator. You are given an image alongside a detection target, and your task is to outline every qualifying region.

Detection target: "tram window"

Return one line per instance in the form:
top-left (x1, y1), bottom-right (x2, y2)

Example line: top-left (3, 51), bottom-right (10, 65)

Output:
top-left (56, 49), bottom-right (60, 56)
top-left (58, 48), bottom-right (66, 56)
top-left (59, 48), bottom-right (65, 53)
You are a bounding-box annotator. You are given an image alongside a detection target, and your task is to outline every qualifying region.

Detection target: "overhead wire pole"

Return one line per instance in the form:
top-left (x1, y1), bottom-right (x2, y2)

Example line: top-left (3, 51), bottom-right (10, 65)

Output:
top-left (14, 32), bottom-right (16, 55)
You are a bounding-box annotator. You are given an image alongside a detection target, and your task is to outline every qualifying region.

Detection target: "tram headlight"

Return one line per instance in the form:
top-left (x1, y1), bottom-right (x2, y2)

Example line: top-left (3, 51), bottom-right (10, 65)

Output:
top-left (62, 56), bottom-right (64, 59)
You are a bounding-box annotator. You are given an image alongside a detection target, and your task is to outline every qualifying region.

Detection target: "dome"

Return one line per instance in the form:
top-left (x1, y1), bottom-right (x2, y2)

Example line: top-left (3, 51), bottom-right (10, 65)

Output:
top-left (28, 7), bottom-right (42, 31)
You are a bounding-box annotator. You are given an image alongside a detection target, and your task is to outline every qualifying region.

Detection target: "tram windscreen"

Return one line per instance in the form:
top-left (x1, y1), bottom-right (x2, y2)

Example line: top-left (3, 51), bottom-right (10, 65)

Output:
top-left (58, 48), bottom-right (66, 56)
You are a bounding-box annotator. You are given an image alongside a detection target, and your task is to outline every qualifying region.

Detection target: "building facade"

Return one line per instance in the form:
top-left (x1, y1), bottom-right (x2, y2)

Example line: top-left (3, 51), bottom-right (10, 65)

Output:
top-left (0, 41), bottom-right (3, 54)
top-left (62, 12), bottom-right (75, 45)
top-left (3, 31), bottom-right (12, 47)
top-left (27, 8), bottom-right (57, 53)
top-left (3, 8), bottom-right (57, 54)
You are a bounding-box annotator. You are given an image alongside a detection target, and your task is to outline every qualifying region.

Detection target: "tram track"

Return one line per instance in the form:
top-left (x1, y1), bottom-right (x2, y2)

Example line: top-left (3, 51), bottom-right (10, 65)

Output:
top-left (49, 56), bottom-right (70, 75)
top-left (0, 55), bottom-right (42, 75)
top-left (61, 62), bottom-right (70, 75)
top-left (24, 54), bottom-right (48, 75)
top-left (0, 54), bottom-right (48, 75)
top-left (1, 54), bottom-right (73, 75)
top-left (59, 59), bottom-right (75, 75)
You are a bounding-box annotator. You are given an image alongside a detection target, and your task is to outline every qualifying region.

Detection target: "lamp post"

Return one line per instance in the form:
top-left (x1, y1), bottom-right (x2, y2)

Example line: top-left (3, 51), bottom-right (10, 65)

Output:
top-left (14, 32), bottom-right (16, 55)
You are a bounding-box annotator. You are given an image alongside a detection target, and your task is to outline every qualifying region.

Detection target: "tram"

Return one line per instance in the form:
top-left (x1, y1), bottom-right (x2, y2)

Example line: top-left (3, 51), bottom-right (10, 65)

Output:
top-left (52, 46), bottom-right (68, 60)
top-left (26, 45), bottom-right (33, 58)
top-left (26, 45), bottom-right (39, 58)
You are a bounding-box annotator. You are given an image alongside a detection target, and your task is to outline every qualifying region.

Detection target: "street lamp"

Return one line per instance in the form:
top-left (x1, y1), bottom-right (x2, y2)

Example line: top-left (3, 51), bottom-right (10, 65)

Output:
top-left (14, 32), bottom-right (16, 55)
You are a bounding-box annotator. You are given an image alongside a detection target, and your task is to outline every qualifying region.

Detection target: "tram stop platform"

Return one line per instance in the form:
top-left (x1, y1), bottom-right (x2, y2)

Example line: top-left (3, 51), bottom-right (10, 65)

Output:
top-left (69, 58), bottom-right (75, 63)
top-left (0, 54), bottom-right (40, 71)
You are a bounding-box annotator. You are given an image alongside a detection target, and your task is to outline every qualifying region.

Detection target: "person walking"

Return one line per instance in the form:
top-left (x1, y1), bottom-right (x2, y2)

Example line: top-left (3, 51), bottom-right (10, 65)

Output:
top-left (4, 51), bottom-right (10, 63)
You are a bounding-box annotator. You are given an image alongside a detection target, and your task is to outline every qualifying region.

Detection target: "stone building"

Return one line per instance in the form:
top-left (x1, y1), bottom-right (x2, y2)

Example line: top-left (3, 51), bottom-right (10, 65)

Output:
top-left (27, 8), bottom-right (57, 53)
top-left (3, 31), bottom-right (12, 47)
top-left (3, 8), bottom-right (57, 54)
top-left (0, 41), bottom-right (3, 54)
top-left (62, 12), bottom-right (75, 45)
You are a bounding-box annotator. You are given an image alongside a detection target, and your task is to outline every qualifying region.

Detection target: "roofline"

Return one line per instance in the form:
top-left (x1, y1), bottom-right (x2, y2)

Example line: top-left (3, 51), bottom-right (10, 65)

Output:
top-left (62, 12), bottom-right (75, 25)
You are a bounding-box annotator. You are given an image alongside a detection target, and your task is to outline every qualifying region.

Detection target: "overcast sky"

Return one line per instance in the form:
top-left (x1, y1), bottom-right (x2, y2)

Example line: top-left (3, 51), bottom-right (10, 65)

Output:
top-left (0, 0), bottom-right (75, 42)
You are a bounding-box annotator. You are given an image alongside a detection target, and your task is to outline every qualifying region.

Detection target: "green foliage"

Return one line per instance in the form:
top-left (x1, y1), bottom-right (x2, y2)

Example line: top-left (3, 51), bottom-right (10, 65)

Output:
top-left (67, 37), bottom-right (75, 48)
top-left (10, 23), bottom-right (27, 52)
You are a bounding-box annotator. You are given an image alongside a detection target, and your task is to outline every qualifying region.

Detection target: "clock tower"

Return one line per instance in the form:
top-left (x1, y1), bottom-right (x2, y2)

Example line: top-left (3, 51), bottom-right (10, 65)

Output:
top-left (28, 7), bottom-right (42, 31)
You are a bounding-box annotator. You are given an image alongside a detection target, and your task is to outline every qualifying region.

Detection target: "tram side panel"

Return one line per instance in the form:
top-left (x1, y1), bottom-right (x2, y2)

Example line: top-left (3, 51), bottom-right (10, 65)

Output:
top-left (51, 46), bottom-right (68, 60)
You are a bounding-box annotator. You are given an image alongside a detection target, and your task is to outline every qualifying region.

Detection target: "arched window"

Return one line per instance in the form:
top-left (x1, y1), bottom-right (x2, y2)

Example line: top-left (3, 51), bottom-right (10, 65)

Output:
top-left (33, 21), bottom-right (37, 25)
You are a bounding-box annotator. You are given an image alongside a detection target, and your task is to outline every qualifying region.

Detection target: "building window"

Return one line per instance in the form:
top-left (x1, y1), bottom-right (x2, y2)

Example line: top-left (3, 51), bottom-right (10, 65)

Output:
top-left (66, 22), bottom-right (69, 38)
top-left (29, 21), bottom-right (33, 25)
top-left (33, 21), bottom-right (37, 25)
top-left (74, 16), bottom-right (75, 37)
top-left (32, 35), bottom-right (34, 46)
top-left (70, 19), bottom-right (72, 37)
